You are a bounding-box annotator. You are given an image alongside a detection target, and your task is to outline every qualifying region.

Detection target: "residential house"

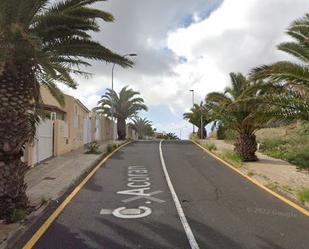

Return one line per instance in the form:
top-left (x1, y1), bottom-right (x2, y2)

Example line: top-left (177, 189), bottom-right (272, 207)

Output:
top-left (24, 86), bottom-right (134, 167)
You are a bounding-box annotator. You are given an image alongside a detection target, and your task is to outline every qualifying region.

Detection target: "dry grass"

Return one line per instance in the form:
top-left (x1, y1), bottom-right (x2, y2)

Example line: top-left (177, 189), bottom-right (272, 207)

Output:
top-left (257, 122), bottom-right (309, 170)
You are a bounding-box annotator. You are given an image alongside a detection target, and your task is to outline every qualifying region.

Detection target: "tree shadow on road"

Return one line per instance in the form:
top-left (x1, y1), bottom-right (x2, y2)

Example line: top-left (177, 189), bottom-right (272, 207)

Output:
top-left (33, 222), bottom-right (90, 249)
top-left (83, 176), bottom-right (103, 192)
top-left (33, 217), bottom-right (288, 249)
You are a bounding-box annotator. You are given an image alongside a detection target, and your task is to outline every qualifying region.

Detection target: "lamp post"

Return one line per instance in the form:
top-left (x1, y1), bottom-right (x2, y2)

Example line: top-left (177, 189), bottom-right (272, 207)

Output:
top-left (189, 89), bottom-right (195, 135)
top-left (110, 53), bottom-right (137, 141)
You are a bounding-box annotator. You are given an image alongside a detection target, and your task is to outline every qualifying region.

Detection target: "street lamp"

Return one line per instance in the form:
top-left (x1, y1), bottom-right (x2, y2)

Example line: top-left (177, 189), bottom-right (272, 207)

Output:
top-left (189, 89), bottom-right (195, 135)
top-left (111, 53), bottom-right (137, 141)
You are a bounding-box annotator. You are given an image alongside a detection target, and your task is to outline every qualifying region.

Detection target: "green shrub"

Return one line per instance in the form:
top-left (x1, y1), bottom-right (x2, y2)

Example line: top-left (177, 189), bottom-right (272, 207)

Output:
top-left (285, 147), bottom-right (309, 170)
top-left (260, 134), bottom-right (309, 170)
top-left (190, 133), bottom-right (198, 141)
top-left (9, 209), bottom-right (27, 223)
top-left (216, 123), bottom-right (237, 140)
top-left (297, 121), bottom-right (309, 135)
top-left (107, 143), bottom-right (118, 153)
top-left (85, 141), bottom-right (101, 154)
top-left (221, 150), bottom-right (243, 168)
top-left (297, 189), bottom-right (309, 204)
top-left (247, 171), bottom-right (255, 177)
top-left (217, 124), bottom-right (226, 140)
top-left (224, 129), bottom-right (238, 141)
top-left (261, 137), bottom-right (287, 150)
top-left (204, 142), bottom-right (217, 151)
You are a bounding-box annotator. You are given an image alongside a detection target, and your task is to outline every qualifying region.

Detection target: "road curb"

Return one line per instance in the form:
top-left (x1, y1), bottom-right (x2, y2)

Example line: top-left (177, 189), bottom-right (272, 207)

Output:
top-left (5, 141), bottom-right (131, 249)
top-left (3, 148), bottom-right (109, 249)
top-left (191, 140), bottom-right (309, 217)
top-left (22, 140), bottom-right (132, 249)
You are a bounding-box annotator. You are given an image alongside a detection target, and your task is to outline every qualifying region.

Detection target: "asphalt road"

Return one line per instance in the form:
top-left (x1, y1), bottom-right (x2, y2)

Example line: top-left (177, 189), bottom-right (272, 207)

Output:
top-left (25, 141), bottom-right (309, 249)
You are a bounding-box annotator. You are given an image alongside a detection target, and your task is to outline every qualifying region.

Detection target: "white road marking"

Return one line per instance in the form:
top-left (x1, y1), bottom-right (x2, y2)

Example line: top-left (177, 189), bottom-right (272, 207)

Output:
top-left (119, 208), bottom-right (141, 215)
top-left (100, 209), bottom-right (113, 215)
top-left (112, 207), bottom-right (152, 219)
top-left (159, 140), bottom-right (200, 249)
top-left (121, 190), bottom-right (165, 203)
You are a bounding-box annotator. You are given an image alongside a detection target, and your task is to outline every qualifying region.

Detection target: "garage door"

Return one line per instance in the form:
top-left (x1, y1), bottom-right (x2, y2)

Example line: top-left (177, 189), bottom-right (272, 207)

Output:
top-left (95, 118), bottom-right (101, 141)
top-left (35, 119), bottom-right (54, 163)
top-left (83, 118), bottom-right (92, 144)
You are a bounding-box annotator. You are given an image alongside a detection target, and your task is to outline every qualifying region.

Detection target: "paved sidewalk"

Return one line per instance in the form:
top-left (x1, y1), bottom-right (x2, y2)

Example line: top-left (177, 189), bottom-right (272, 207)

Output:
top-left (0, 141), bottom-right (125, 248)
top-left (26, 143), bottom-right (109, 206)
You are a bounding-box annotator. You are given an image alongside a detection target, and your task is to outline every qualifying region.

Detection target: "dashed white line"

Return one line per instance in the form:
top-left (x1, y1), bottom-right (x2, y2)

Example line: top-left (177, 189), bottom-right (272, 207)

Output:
top-left (159, 140), bottom-right (200, 249)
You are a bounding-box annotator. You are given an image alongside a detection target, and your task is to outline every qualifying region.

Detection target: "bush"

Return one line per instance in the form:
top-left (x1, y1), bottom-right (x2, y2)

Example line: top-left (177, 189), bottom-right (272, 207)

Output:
top-left (216, 124), bottom-right (237, 140)
top-left (259, 123), bottom-right (309, 170)
top-left (217, 124), bottom-right (225, 140)
top-left (9, 209), bottom-right (27, 223)
top-left (261, 136), bottom-right (309, 170)
top-left (297, 189), bottom-right (309, 204)
top-left (190, 133), bottom-right (198, 141)
top-left (261, 137), bottom-right (287, 150)
top-left (85, 141), bottom-right (101, 154)
top-left (107, 143), bottom-right (118, 153)
top-left (285, 147), bottom-right (309, 170)
top-left (297, 121), bottom-right (309, 135)
top-left (221, 150), bottom-right (243, 168)
top-left (224, 129), bottom-right (238, 141)
top-left (204, 142), bottom-right (217, 151)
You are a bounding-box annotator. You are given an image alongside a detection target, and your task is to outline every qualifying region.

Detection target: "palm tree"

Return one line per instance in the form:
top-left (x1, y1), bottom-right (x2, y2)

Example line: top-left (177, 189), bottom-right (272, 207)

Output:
top-left (0, 0), bottom-right (133, 220)
top-left (251, 13), bottom-right (309, 120)
top-left (183, 102), bottom-right (211, 139)
top-left (206, 73), bottom-right (273, 162)
top-left (164, 133), bottom-right (179, 140)
top-left (129, 117), bottom-right (153, 139)
top-left (95, 86), bottom-right (148, 140)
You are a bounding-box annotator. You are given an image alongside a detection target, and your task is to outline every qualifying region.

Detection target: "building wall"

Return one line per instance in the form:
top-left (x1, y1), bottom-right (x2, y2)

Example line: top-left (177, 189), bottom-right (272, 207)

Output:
top-left (91, 115), bottom-right (116, 142)
top-left (25, 87), bottom-right (137, 167)
top-left (63, 95), bottom-right (90, 151)
top-left (126, 126), bottom-right (138, 140)
top-left (54, 120), bottom-right (71, 156)
top-left (101, 116), bottom-right (113, 142)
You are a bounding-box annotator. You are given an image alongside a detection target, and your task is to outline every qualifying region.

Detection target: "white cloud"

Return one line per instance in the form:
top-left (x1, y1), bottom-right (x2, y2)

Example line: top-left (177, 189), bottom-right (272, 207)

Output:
top-left (61, 0), bottom-right (309, 137)
top-left (167, 0), bottom-right (309, 104)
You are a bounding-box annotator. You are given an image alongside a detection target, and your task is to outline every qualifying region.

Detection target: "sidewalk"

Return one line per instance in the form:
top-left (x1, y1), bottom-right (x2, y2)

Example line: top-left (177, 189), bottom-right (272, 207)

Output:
top-left (0, 141), bottom-right (124, 248)
top-left (26, 143), bottom-right (109, 206)
top-left (198, 139), bottom-right (309, 208)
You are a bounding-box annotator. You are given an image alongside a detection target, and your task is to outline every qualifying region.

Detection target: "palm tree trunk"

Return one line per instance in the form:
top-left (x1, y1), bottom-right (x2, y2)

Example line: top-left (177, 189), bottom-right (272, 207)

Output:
top-left (117, 118), bottom-right (126, 140)
top-left (234, 133), bottom-right (258, 162)
top-left (197, 127), bottom-right (207, 139)
top-left (0, 61), bottom-right (34, 220)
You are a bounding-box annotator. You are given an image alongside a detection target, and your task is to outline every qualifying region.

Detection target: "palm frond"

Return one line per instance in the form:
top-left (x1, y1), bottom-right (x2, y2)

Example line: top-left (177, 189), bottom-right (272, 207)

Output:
top-left (95, 86), bottom-right (147, 120)
top-left (39, 75), bottom-right (65, 106)
top-left (251, 62), bottom-right (309, 87)
top-left (278, 42), bottom-right (309, 63)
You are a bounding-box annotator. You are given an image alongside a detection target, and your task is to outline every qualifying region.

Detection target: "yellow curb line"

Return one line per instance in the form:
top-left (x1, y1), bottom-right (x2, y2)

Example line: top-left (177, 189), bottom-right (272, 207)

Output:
top-left (23, 141), bottom-right (132, 249)
top-left (191, 140), bottom-right (309, 217)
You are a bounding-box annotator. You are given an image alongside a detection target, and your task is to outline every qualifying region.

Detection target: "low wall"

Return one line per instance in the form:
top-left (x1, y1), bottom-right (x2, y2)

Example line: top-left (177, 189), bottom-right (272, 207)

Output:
top-left (54, 120), bottom-right (72, 156)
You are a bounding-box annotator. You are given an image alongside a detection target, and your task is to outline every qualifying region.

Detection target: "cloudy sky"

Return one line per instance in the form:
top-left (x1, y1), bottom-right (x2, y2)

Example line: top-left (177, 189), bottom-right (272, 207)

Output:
top-left (60, 0), bottom-right (309, 138)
